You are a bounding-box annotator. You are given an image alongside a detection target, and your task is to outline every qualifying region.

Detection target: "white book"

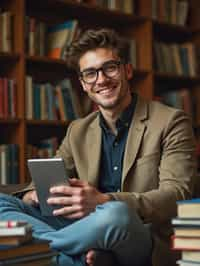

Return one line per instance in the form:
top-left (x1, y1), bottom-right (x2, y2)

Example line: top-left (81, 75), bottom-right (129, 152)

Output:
top-left (0, 224), bottom-right (32, 236)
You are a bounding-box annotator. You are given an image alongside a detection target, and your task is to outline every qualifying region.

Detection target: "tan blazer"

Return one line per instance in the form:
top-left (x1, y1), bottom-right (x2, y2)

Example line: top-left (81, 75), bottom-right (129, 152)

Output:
top-left (18, 96), bottom-right (197, 266)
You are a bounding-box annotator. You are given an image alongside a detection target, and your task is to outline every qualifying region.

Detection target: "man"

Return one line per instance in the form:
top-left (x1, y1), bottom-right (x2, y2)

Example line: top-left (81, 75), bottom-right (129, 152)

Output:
top-left (0, 28), bottom-right (197, 266)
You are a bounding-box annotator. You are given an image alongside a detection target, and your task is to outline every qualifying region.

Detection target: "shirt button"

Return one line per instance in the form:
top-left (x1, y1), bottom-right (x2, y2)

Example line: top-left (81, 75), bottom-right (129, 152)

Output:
top-left (113, 166), bottom-right (118, 171)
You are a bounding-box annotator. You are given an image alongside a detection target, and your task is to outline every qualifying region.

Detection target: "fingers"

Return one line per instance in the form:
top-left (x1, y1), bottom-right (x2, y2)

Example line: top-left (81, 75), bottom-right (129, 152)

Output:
top-left (68, 178), bottom-right (88, 187)
top-left (86, 250), bottom-right (96, 266)
top-left (50, 184), bottom-right (86, 197)
top-left (52, 205), bottom-right (86, 219)
top-left (47, 195), bottom-right (76, 206)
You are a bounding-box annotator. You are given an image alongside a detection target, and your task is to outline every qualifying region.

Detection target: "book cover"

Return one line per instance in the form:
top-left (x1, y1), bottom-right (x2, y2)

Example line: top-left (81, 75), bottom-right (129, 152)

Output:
top-left (172, 235), bottom-right (200, 250)
top-left (0, 223), bottom-right (32, 236)
top-left (177, 260), bottom-right (200, 266)
top-left (0, 250), bottom-right (57, 266)
top-left (0, 221), bottom-right (27, 228)
top-left (0, 78), bottom-right (4, 118)
top-left (177, 198), bottom-right (200, 218)
top-left (0, 238), bottom-right (51, 260)
top-left (174, 227), bottom-right (200, 237)
top-left (172, 217), bottom-right (200, 227)
top-left (0, 231), bottom-right (32, 246)
top-left (182, 250), bottom-right (200, 263)
top-left (47, 21), bottom-right (73, 59)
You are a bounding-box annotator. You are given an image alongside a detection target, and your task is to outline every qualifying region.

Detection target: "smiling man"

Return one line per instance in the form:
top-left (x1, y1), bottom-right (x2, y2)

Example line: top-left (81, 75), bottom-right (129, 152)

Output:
top-left (0, 28), bottom-right (196, 266)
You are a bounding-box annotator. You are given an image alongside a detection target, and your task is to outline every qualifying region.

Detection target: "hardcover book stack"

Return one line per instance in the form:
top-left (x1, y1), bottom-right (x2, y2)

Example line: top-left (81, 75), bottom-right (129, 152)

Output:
top-left (172, 199), bottom-right (200, 266)
top-left (0, 220), bottom-right (56, 265)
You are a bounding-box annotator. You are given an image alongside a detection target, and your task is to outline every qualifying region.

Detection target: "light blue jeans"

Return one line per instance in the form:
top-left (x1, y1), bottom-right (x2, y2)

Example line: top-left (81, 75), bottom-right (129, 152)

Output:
top-left (0, 193), bottom-right (152, 266)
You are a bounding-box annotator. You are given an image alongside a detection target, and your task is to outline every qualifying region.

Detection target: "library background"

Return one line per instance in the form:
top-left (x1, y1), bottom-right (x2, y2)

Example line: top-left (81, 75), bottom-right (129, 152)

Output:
top-left (1, 0), bottom-right (200, 265)
top-left (0, 0), bottom-right (199, 185)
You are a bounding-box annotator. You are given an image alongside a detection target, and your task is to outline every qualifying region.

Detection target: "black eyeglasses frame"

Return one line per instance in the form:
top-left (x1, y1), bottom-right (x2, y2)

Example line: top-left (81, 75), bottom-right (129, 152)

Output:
top-left (79, 60), bottom-right (122, 84)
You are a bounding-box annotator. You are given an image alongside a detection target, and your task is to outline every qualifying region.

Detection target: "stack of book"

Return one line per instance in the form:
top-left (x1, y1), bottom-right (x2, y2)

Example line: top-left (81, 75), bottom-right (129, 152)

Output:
top-left (172, 199), bottom-right (200, 266)
top-left (0, 220), bottom-right (56, 265)
top-left (0, 220), bottom-right (32, 247)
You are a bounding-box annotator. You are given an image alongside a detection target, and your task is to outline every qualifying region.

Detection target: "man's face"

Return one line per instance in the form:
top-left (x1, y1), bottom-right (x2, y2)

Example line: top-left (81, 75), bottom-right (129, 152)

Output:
top-left (79, 48), bottom-right (133, 111)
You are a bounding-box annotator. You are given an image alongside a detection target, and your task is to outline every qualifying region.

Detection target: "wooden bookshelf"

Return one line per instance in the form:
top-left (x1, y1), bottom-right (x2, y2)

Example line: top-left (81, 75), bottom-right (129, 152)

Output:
top-left (0, 0), bottom-right (200, 184)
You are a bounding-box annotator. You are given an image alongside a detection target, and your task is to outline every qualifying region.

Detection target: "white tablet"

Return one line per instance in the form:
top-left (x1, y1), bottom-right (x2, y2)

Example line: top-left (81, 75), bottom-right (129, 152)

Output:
top-left (27, 158), bottom-right (69, 216)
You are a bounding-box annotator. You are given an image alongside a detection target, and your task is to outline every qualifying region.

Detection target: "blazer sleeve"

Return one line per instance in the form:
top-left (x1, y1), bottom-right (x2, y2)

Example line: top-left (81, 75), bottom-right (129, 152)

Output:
top-left (109, 110), bottom-right (197, 224)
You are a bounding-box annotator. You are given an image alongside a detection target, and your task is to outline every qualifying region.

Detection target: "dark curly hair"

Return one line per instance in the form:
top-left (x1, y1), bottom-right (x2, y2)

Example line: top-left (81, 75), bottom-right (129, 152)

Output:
top-left (65, 28), bottom-right (130, 71)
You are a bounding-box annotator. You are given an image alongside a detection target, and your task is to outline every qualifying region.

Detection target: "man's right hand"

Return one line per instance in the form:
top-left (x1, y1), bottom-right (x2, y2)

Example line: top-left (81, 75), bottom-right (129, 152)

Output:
top-left (22, 190), bottom-right (39, 206)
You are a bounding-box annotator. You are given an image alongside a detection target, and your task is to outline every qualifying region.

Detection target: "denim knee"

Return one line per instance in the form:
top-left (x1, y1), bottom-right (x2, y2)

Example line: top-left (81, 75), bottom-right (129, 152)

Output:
top-left (0, 193), bottom-right (21, 210)
top-left (94, 201), bottom-right (132, 245)
top-left (104, 201), bottom-right (130, 227)
top-left (0, 193), bottom-right (13, 204)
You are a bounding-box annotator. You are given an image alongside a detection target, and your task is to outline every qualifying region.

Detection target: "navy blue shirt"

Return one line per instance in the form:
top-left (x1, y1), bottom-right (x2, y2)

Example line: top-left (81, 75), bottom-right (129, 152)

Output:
top-left (98, 94), bottom-right (137, 193)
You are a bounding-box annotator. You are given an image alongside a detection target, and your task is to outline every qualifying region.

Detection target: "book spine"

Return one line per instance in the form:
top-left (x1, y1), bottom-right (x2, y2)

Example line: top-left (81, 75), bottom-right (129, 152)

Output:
top-left (0, 221), bottom-right (24, 228)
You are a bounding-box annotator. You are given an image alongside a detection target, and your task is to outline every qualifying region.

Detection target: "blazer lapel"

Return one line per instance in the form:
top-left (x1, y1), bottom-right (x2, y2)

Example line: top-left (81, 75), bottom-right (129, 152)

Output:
top-left (87, 116), bottom-right (102, 186)
top-left (122, 97), bottom-right (148, 184)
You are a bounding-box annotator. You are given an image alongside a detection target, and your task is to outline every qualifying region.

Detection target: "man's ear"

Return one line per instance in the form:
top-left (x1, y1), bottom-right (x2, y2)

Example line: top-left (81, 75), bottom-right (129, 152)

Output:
top-left (125, 63), bottom-right (133, 80)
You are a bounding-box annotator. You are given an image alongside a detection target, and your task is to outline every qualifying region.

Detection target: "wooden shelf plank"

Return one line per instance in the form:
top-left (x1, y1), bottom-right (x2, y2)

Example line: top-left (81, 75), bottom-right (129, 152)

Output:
top-left (26, 119), bottom-right (70, 127)
top-left (0, 52), bottom-right (20, 61)
top-left (26, 0), bottom-right (147, 27)
top-left (0, 118), bottom-right (20, 124)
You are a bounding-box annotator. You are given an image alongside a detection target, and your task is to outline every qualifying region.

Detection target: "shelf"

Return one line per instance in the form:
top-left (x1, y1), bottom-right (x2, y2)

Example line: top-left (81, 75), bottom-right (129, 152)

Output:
top-left (26, 55), bottom-right (68, 66)
top-left (154, 72), bottom-right (200, 86)
top-left (26, 0), bottom-right (147, 28)
top-left (26, 56), bottom-right (73, 82)
top-left (0, 52), bottom-right (20, 62)
top-left (153, 21), bottom-right (194, 42)
top-left (0, 118), bottom-right (20, 124)
top-left (1, 0), bottom-right (200, 181)
top-left (155, 71), bottom-right (200, 81)
top-left (26, 119), bottom-right (70, 127)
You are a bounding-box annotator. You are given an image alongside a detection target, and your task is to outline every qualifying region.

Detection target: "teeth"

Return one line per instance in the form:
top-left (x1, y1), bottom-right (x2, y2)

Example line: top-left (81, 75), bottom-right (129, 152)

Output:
top-left (98, 88), bottom-right (113, 94)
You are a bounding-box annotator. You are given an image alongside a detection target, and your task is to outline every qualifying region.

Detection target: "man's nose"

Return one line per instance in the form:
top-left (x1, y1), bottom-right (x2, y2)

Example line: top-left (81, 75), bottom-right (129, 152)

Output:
top-left (96, 69), bottom-right (106, 83)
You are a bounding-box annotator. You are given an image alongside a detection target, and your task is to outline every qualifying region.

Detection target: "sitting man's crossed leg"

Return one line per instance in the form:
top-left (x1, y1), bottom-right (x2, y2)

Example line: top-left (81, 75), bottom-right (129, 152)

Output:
top-left (0, 193), bottom-right (152, 266)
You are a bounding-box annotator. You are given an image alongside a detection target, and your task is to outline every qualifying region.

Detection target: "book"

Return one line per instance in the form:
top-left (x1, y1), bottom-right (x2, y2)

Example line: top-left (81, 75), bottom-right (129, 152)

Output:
top-left (174, 227), bottom-right (200, 237)
top-left (0, 238), bottom-right (51, 260)
top-left (0, 223), bottom-right (32, 236)
top-left (0, 250), bottom-right (57, 265)
top-left (0, 221), bottom-right (28, 228)
top-left (177, 198), bottom-right (200, 218)
top-left (182, 250), bottom-right (200, 263)
top-left (47, 21), bottom-right (73, 59)
top-left (0, 231), bottom-right (32, 246)
top-left (177, 260), bottom-right (200, 266)
top-left (172, 217), bottom-right (200, 227)
top-left (172, 235), bottom-right (200, 250)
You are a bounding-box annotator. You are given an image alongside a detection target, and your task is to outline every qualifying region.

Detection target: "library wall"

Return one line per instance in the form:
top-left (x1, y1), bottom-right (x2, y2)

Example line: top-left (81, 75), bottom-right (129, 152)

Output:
top-left (0, 0), bottom-right (200, 184)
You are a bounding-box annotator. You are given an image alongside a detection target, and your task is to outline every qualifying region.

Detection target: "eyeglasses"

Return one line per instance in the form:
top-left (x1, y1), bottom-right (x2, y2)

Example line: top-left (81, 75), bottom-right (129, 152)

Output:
top-left (79, 60), bottom-right (122, 84)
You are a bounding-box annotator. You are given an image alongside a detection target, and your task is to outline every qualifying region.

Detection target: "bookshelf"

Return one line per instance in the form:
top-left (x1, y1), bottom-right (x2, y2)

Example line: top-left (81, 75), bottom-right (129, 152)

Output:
top-left (0, 0), bottom-right (200, 184)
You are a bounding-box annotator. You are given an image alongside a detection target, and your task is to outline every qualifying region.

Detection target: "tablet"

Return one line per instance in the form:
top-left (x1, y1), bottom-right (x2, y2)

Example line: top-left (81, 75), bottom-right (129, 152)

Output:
top-left (27, 158), bottom-right (70, 216)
